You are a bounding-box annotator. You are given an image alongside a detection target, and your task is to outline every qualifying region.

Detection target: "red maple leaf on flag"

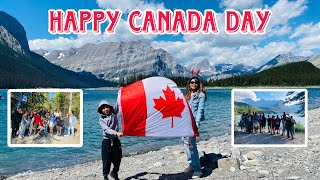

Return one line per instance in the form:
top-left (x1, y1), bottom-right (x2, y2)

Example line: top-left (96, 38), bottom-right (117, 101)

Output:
top-left (153, 86), bottom-right (185, 128)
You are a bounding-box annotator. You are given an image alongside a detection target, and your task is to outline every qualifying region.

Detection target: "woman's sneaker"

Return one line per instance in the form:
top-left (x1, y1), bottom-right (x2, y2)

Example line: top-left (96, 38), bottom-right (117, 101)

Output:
top-left (192, 171), bottom-right (203, 179)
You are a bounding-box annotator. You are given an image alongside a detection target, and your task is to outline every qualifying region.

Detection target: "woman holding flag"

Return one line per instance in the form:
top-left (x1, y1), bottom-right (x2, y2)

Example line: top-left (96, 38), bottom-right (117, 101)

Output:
top-left (184, 76), bottom-right (207, 178)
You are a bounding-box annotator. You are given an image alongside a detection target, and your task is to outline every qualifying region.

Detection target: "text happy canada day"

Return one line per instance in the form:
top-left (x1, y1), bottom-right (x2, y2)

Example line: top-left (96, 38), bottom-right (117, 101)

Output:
top-left (48, 9), bottom-right (272, 35)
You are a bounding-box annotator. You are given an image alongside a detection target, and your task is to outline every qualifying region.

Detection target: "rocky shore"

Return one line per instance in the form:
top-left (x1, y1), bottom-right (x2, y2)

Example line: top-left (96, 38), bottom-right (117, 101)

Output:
top-left (5, 108), bottom-right (320, 180)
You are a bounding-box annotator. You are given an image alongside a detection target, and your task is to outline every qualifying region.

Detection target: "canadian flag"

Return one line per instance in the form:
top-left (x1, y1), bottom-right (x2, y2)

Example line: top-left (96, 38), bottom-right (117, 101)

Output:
top-left (118, 77), bottom-right (199, 137)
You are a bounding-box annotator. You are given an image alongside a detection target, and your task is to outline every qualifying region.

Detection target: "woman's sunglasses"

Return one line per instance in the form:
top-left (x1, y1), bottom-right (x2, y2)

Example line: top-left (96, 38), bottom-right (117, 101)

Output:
top-left (190, 81), bottom-right (198, 84)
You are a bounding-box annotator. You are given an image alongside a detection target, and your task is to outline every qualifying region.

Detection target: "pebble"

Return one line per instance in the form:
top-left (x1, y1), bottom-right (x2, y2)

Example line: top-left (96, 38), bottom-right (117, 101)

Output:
top-left (221, 152), bottom-right (231, 158)
top-left (242, 159), bottom-right (259, 166)
top-left (240, 165), bottom-right (248, 170)
top-left (286, 176), bottom-right (300, 180)
top-left (153, 162), bottom-right (162, 167)
top-left (258, 170), bottom-right (269, 175)
top-left (173, 150), bottom-right (183, 155)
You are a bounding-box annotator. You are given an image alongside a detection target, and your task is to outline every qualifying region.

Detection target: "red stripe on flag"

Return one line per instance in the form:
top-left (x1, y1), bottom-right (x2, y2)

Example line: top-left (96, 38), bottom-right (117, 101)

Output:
top-left (121, 80), bottom-right (147, 136)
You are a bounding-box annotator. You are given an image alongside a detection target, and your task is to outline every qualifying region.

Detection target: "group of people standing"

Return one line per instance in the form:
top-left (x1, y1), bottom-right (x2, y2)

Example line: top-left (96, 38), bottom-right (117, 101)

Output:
top-left (239, 111), bottom-right (297, 140)
top-left (11, 108), bottom-right (78, 139)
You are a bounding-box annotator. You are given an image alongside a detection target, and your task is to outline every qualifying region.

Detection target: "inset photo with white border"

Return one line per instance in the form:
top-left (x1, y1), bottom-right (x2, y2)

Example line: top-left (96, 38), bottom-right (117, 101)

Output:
top-left (8, 89), bottom-right (83, 147)
top-left (231, 89), bottom-right (307, 147)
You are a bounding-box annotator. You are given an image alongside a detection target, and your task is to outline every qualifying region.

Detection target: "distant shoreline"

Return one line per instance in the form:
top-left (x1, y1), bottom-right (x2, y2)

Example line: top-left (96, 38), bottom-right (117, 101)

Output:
top-left (1, 86), bottom-right (320, 91)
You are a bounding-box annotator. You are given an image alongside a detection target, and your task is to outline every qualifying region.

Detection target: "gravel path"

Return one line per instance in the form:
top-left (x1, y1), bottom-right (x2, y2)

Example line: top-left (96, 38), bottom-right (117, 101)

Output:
top-left (5, 108), bottom-right (320, 180)
top-left (234, 128), bottom-right (305, 145)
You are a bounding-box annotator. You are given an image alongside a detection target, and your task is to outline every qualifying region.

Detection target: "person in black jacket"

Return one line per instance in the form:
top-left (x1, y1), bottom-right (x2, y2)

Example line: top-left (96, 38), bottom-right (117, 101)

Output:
top-left (11, 108), bottom-right (23, 138)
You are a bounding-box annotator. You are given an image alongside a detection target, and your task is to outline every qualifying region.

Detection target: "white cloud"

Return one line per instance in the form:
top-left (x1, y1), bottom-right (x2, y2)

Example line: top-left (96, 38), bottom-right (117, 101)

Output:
top-left (102, 19), bottom-right (157, 42)
top-left (268, 0), bottom-right (308, 28)
top-left (151, 40), bottom-right (296, 66)
top-left (28, 32), bottom-right (103, 51)
top-left (290, 22), bottom-right (320, 49)
top-left (267, 25), bottom-right (292, 37)
top-left (152, 0), bottom-right (310, 66)
top-left (235, 91), bottom-right (260, 102)
top-left (220, 0), bottom-right (263, 10)
top-left (182, 12), bottom-right (264, 48)
top-left (96, 0), bottom-right (165, 13)
top-left (29, 0), bottom-right (164, 51)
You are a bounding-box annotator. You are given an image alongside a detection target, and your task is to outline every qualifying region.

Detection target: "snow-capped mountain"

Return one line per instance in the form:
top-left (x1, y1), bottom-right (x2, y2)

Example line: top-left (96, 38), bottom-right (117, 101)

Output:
top-left (256, 53), bottom-right (307, 73)
top-left (187, 59), bottom-right (214, 76)
top-left (308, 55), bottom-right (320, 69)
top-left (35, 41), bottom-right (190, 81)
top-left (242, 98), bottom-right (300, 114)
top-left (188, 59), bottom-right (256, 80)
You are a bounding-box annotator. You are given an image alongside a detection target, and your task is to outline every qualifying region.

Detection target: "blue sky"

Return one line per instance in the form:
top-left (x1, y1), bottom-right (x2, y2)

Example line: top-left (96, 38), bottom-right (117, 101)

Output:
top-left (1, 0), bottom-right (320, 66)
top-left (255, 91), bottom-right (288, 101)
top-left (49, 92), bottom-right (55, 101)
top-left (235, 90), bottom-right (303, 102)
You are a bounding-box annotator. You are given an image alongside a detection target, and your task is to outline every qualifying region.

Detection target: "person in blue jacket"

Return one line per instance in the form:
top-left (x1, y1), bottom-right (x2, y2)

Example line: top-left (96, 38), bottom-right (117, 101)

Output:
top-left (183, 76), bottom-right (207, 178)
top-left (68, 111), bottom-right (78, 137)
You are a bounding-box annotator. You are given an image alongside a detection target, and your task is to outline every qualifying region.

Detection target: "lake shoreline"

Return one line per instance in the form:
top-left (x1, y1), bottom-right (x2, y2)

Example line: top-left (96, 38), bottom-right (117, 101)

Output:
top-left (6, 107), bottom-right (320, 180)
top-left (1, 86), bottom-right (320, 91)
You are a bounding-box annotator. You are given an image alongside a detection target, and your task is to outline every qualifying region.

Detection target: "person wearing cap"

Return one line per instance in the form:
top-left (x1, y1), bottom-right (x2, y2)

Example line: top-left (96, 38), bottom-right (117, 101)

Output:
top-left (98, 100), bottom-right (123, 180)
top-left (183, 76), bottom-right (207, 178)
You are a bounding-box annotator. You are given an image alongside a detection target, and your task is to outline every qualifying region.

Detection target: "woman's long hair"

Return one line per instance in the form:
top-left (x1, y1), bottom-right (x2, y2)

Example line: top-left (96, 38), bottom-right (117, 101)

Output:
top-left (185, 76), bottom-right (207, 101)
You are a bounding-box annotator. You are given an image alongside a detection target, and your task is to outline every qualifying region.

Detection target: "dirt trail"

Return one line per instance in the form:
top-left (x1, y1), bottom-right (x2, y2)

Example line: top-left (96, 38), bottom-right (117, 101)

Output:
top-left (234, 127), bottom-right (305, 145)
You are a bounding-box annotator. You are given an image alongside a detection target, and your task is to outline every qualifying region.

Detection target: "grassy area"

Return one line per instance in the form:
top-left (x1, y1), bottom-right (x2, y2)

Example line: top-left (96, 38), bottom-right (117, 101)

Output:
top-left (295, 122), bottom-right (305, 133)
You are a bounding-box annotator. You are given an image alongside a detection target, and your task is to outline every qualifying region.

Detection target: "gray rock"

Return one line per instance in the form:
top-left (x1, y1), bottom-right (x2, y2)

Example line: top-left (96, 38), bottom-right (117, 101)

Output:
top-left (221, 152), bottom-right (231, 158)
top-left (217, 158), bottom-right (239, 170)
top-left (240, 165), bottom-right (248, 170)
top-left (258, 170), bottom-right (269, 176)
top-left (173, 150), bottom-right (183, 155)
top-left (0, 11), bottom-right (30, 51)
top-left (246, 151), bottom-right (264, 161)
top-left (176, 155), bottom-right (187, 164)
top-left (0, 26), bottom-right (22, 53)
top-left (39, 41), bottom-right (191, 82)
top-left (242, 159), bottom-right (260, 166)
top-left (154, 162), bottom-right (162, 167)
top-left (231, 149), bottom-right (245, 163)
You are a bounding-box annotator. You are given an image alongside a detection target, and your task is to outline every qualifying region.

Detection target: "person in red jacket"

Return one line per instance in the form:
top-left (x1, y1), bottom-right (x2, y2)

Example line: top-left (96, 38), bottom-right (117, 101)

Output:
top-left (267, 115), bottom-right (272, 133)
top-left (32, 111), bottom-right (41, 135)
top-left (36, 117), bottom-right (45, 136)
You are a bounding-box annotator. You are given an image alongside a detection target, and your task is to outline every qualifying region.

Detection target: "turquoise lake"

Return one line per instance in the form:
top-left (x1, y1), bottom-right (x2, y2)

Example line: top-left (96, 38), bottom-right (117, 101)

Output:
top-left (0, 88), bottom-right (319, 175)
